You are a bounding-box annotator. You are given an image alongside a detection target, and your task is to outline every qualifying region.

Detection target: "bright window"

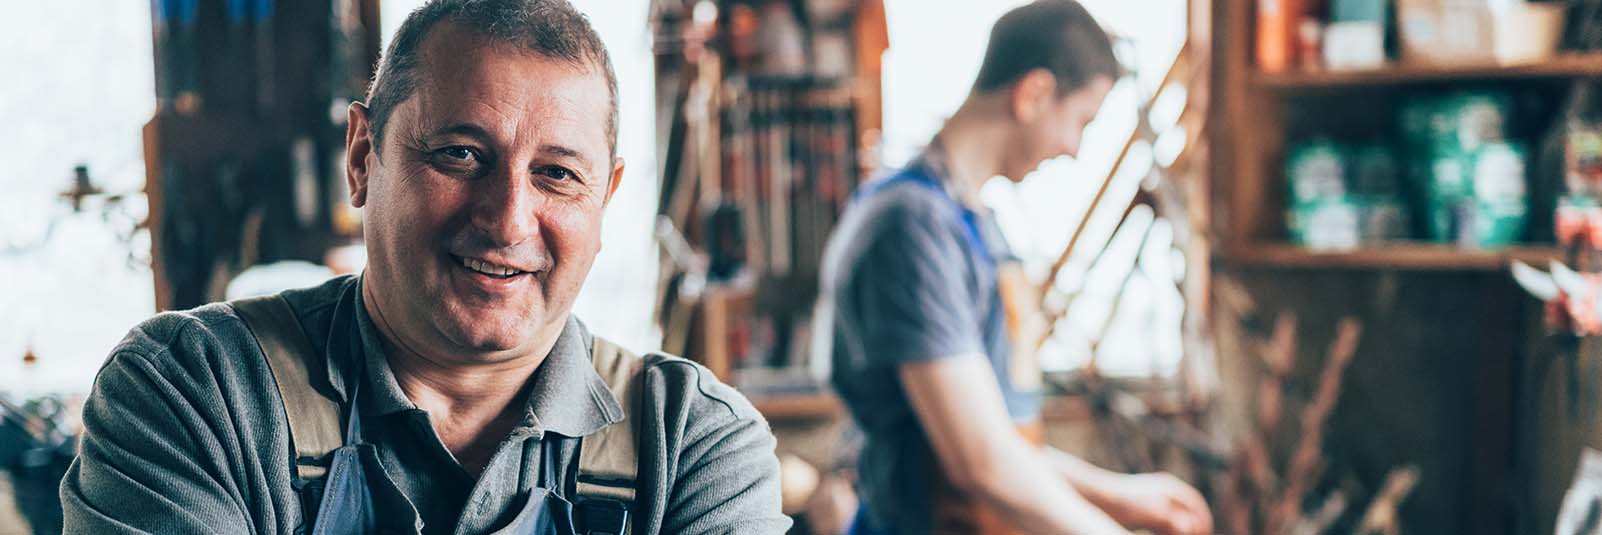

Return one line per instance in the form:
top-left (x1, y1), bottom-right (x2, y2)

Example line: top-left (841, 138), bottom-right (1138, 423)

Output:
top-left (0, 1), bottom-right (158, 395)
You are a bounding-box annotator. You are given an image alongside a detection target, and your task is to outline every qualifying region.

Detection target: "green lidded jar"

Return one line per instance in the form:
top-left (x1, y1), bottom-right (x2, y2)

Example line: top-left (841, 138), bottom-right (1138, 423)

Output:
top-left (1465, 142), bottom-right (1529, 247)
top-left (1424, 142), bottom-right (1528, 246)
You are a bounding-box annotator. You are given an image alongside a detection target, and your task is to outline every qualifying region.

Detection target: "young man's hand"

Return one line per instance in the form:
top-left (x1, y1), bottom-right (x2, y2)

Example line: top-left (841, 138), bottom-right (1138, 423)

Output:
top-left (1094, 472), bottom-right (1213, 535)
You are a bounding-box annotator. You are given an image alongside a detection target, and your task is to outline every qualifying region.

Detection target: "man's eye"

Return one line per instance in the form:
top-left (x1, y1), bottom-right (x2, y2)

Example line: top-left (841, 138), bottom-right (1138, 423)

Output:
top-left (440, 146), bottom-right (479, 162)
top-left (535, 165), bottom-right (578, 182)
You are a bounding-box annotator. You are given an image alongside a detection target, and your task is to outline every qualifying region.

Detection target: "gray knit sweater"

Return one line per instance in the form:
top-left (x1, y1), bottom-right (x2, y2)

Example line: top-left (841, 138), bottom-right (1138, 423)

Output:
top-left (59, 275), bottom-right (790, 534)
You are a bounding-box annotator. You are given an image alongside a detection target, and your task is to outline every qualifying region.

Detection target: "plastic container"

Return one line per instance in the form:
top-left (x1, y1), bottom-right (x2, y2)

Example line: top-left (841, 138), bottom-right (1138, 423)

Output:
top-left (1287, 140), bottom-right (1347, 205)
top-left (1397, 0), bottom-right (1494, 65)
top-left (1424, 142), bottom-right (1529, 246)
top-left (1399, 0), bottom-right (1567, 66)
top-left (1492, 2), bottom-right (1566, 65)
top-left (1289, 197), bottom-right (1363, 250)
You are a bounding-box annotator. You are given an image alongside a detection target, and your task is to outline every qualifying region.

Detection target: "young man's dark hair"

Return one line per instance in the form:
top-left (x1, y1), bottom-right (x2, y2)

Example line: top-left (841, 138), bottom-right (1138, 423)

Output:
top-left (973, 0), bottom-right (1119, 95)
top-left (366, 0), bottom-right (620, 155)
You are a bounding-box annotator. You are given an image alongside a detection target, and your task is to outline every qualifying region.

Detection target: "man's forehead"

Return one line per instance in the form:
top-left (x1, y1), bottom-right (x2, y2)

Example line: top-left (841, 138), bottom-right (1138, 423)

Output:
top-left (403, 22), bottom-right (611, 155)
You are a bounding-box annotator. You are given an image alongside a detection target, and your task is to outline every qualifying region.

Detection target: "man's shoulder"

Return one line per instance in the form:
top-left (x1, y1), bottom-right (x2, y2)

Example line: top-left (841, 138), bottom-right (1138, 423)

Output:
top-left (111, 302), bottom-right (255, 369)
top-left (854, 167), bottom-right (965, 224)
top-left (833, 168), bottom-right (969, 258)
top-left (595, 338), bottom-right (764, 425)
top-left (585, 337), bottom-right (788, 532)
top-left (107, 276), bottom-right (354, 377)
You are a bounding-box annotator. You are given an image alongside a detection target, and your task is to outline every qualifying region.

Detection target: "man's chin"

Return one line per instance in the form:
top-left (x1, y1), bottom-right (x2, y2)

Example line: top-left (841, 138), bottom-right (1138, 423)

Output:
top-left (446, 329), bottom-right (530, 355)
top-left (434, 312), bottom-right (537, 354)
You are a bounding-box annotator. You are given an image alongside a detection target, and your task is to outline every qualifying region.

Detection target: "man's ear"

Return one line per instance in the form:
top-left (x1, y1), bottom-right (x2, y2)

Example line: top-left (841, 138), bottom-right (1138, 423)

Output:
top-left (1010, 68), bottom-right (1058, 123)
top-left (345, 102), bottom-right (374, 208)
top-left (603, 157), bottom-right (625, 205)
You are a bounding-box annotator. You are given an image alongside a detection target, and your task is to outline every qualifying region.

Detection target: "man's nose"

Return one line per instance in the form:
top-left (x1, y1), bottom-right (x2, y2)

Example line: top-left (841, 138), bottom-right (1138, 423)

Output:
top-left (470, 168), bottom-right (542, 247)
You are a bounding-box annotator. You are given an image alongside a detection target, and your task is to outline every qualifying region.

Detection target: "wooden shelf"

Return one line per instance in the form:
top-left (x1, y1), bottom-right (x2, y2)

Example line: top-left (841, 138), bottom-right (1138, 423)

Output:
top-left (1254, 53), bottom-right (1602, 90)
top-left (1225, 242), bottom-right (1563, 270)
top-left (749, 392), bottom-right (842, 421)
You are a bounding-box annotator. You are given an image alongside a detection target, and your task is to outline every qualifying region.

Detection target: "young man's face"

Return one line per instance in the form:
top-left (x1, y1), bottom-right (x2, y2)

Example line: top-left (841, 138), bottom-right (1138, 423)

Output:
top-left (346, 22), bottom-right (623, 361)
top-left (1007, 75), bottom-right (1114, 182)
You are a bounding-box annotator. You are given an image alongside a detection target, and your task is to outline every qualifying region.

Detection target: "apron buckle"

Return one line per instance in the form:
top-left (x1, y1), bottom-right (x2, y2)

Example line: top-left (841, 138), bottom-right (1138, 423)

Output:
top-left (575, 498), bottom-right (629, 535)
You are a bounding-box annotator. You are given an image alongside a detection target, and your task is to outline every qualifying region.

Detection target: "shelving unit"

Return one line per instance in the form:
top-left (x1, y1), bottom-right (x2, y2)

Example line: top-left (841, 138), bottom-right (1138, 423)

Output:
top-left (1220, 59), bottom-right (1582, 270)
top-left (650, 0), bottom-right (887, 422)
top-left (1255, 53), bottom-right (1602, 90)
top-left (143, 0), bottom-right (378, 310)
top-left (1227, 242), bottom-right (1563, 271)
top-left (1210, 1), bottom-right (1602, 533)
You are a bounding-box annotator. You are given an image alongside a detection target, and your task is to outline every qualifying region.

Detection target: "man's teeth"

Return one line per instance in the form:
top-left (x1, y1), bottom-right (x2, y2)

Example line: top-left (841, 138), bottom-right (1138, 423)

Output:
top-left (461, 257), bottom-right (520, 277)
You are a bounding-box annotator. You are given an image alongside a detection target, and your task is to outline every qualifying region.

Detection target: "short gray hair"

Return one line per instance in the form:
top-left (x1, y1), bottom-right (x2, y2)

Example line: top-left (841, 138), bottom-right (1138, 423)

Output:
top-left (365, 0), bottom-right (619, 156)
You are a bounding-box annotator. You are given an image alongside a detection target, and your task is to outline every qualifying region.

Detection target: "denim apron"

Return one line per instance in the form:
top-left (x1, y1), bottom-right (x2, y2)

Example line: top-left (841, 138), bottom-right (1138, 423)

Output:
top-left (305, 375), bottom-right (592, 534)
top-left (235, 291), bottom-right (626, 535)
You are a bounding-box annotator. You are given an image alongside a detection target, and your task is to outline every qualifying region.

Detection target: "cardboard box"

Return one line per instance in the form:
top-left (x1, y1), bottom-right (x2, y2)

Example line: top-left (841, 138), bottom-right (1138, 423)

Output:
top-left (1398, 0), bottom-right (1566, 66)
top-left (1397, 0), bottom-right (1495, 65)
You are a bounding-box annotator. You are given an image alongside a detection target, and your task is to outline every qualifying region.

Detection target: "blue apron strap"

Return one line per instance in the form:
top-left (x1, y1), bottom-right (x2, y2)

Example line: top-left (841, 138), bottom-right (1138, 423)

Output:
top-left (852, 166), bottom-right (994, 267)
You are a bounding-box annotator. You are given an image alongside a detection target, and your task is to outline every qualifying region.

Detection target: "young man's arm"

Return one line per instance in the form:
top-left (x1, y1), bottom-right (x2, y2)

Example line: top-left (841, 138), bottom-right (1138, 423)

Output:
top-left (900, 355), bottom-right (1131, 535)
top-left (1045, 447), bottom-right (1213, 535)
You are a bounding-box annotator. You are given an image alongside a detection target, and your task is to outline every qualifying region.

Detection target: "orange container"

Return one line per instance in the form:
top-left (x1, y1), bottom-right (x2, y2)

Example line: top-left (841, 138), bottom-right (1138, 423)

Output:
top-left (1257, 0), bottom-right (1295, 72)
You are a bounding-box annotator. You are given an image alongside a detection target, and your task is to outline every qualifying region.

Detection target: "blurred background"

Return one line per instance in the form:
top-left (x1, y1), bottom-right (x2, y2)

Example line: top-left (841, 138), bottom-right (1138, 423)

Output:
top-left (6, 0), bottom-right (1602, 534)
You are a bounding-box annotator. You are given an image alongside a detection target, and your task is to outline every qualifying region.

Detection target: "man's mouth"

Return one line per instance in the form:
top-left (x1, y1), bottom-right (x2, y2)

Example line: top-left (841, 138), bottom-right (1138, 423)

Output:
top-left (454, 255), bottom-right (529, 279)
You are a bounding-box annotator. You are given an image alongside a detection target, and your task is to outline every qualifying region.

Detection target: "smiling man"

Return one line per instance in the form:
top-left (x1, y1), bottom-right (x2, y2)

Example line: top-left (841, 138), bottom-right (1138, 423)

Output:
top-left (60, 1), bottom-right (788, 534)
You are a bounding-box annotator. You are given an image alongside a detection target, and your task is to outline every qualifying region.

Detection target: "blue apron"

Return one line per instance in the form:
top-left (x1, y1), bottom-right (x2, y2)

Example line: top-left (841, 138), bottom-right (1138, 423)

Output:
top-left (304, 380), bottom-right (589, 535)
top-left (845, 163), bottom-right (994, 535)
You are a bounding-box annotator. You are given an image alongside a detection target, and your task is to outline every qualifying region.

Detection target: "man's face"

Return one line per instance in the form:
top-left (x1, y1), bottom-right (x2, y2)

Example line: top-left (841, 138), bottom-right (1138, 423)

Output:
top-left (347, 22), bottom-right (623, 361)
top-left (1006, 75), bottom-right (1114, 182)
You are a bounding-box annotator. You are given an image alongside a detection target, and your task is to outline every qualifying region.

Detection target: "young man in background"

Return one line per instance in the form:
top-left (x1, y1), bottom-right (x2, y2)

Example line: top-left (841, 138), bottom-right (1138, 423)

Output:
top-left (820, 1), bottom-right (1212, 533)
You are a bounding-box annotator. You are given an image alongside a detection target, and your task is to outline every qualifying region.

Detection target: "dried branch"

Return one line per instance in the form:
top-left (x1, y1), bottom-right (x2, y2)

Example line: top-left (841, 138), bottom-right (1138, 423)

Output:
top-left (1357, 466), bottom-right (1422, 535)
top-left (1271, 318), bottom-right (1363, 534)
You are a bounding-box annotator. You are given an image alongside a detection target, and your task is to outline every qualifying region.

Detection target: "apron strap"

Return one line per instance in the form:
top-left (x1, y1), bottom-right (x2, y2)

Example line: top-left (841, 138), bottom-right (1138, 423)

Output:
top-left (853, 167), bottom-right (995, 267)
top-left (233, 295), bottom-right (344, 481)
top-left (575, 337), bottom-right (647, 535)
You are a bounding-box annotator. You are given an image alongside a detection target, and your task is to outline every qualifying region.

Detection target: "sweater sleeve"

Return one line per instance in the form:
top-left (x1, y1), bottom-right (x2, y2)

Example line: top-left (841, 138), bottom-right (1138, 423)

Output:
top-left (60, 322), bottom-right (256, 535)
top-left (653, 361), bottom-right (791, 535)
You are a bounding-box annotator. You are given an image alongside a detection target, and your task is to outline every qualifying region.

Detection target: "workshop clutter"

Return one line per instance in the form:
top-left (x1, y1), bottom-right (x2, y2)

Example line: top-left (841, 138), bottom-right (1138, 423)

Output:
top-left (150, 0), bottom-right (373, 116)
top-left (0, 381), bottom-right (79, 535)
top-left (1287, 89), bottom-right (1531, 250)
top-left (1396, 0), bottom-right (1567, 67)
top-left (1510, 83), bottom-right (1602, 335)
top-left (1208, 278), bottom-right (1424, 535)
top-left (1285, 140), bottom-right (1410, 249)
top-left (1258, 0), bottom-right (1568, 73)
top-left (1403, 90), bottom-right (1529, 247)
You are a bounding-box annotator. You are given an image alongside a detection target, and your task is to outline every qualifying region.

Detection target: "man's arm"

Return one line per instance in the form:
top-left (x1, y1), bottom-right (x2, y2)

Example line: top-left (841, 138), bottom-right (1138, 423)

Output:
top-left (1045, 447), bottom-right (1213, 535)
top-left (899, 355), bottom-right (1131, 535)
top-left (61, 349), bottom-right (252, 534)
top-left (659, 363), bottom-right (791, 535)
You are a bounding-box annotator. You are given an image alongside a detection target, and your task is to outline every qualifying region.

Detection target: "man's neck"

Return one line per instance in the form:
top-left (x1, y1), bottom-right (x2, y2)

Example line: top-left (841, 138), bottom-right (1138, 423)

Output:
top-left (933, 96), bottom-right (1014, 209)
top-left (361, 280), bottom-right (546, 473)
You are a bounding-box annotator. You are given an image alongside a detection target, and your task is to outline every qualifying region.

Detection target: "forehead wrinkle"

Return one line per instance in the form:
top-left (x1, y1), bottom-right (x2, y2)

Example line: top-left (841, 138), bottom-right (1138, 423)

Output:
top-left (507, 87), bottom-right (610, 177)
top-left (538, 144), bottom-right (593, 174)
top-left (412, 29), bottom-right (610, 171)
